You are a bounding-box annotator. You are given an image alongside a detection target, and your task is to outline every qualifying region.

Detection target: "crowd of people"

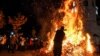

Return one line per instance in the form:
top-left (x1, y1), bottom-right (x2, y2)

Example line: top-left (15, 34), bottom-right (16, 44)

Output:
top-left (0, 10), bottom-right (43, 53)
top-left (0, 32), bottom-right (43, 53)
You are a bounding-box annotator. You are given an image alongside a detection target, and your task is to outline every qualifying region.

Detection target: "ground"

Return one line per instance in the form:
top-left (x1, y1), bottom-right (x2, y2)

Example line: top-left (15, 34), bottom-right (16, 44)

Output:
top-left (0, 50), bottom-right (34, 56)
top-left (0, 50), bottom-right (100, 56)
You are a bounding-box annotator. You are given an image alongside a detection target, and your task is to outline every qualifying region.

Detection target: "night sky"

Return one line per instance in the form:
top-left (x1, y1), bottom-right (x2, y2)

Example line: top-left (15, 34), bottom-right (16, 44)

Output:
top-left (0, 0), bottom-right (99, 17)
top-left (0, 0), bottom-right (61, 15)
top-left (0, 0), bottom-right (99, 20)
top-left (0, 0), bottom-right (62, 37)
top-left (0, 0), bottom-right (100, 37)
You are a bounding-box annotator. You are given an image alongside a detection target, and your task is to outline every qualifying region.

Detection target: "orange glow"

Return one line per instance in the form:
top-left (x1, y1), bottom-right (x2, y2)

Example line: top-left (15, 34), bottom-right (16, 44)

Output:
top-left (61, 0), bottom-right (85, 46)
top-left (8, 15), bottom-right (27, 31)
top-left (59, 0), bottom-right (94, 56)
top-left (46, 32), bottom-right (54, 53)
top-left (0, 10), bottom-right (5, 28)
top-left (86, 33), bottom-right (94, 53)
top-left (45, 21), bottom-right (58, 53)
top-left (41, 0), bottom-right (95, 56)
top-left (0, 35), bottom-right (7, 45)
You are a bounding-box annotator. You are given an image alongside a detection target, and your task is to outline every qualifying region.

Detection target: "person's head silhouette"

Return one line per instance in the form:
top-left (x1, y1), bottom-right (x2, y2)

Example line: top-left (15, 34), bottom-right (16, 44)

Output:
top-left (60, 26), bottom-right (64, 30)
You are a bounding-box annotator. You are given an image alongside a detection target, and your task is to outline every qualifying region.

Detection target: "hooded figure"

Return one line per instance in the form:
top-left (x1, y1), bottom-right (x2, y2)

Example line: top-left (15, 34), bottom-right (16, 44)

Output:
top-left (53, 26), bottom-right (65, 56)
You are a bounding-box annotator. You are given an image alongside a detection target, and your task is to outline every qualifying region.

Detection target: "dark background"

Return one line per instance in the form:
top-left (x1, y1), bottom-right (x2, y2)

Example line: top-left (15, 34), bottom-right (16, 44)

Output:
top-left (0, 0), bottom-right (62, 37)
top-left (96, 0), bottom-right (100, 15)
top-left (0, 0), bottom-right (99, 18)
top-left (0, 0), bottom-right (99, 37)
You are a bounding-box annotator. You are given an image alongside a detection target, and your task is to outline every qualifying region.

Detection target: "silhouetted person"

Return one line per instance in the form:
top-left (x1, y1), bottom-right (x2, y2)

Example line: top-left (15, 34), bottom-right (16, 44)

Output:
top-left (8, 35), bottom-right (17, 53)
top-left (53, 26), bottom-right (65, 56)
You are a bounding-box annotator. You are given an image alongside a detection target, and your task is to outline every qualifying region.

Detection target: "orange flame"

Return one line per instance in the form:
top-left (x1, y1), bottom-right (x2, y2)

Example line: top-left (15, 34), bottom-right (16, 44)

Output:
top-left (60, 0), bottom-right (84, 46)
top-left (44, 0), bottom-right (95, 56)
top-left (44, 21), bottom-right (58, 53)
top-left (86, 33), bottom-right (94, 54)
top-left (58, 0), bottom-right (94, 56)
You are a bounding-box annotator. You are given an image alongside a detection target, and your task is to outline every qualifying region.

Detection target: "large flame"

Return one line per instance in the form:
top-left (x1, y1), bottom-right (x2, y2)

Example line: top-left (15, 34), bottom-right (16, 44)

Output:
top-left (40, 0), bottom-right (95, 56)
top-left (59, 0), bottom-right (95, 56)
top-left (60, 0), bottom-right (84, 46)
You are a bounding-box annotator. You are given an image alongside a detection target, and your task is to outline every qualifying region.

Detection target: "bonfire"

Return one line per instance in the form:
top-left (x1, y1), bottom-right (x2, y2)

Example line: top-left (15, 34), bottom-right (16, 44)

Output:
top-left (33, 0), bottom-right (95, 56)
